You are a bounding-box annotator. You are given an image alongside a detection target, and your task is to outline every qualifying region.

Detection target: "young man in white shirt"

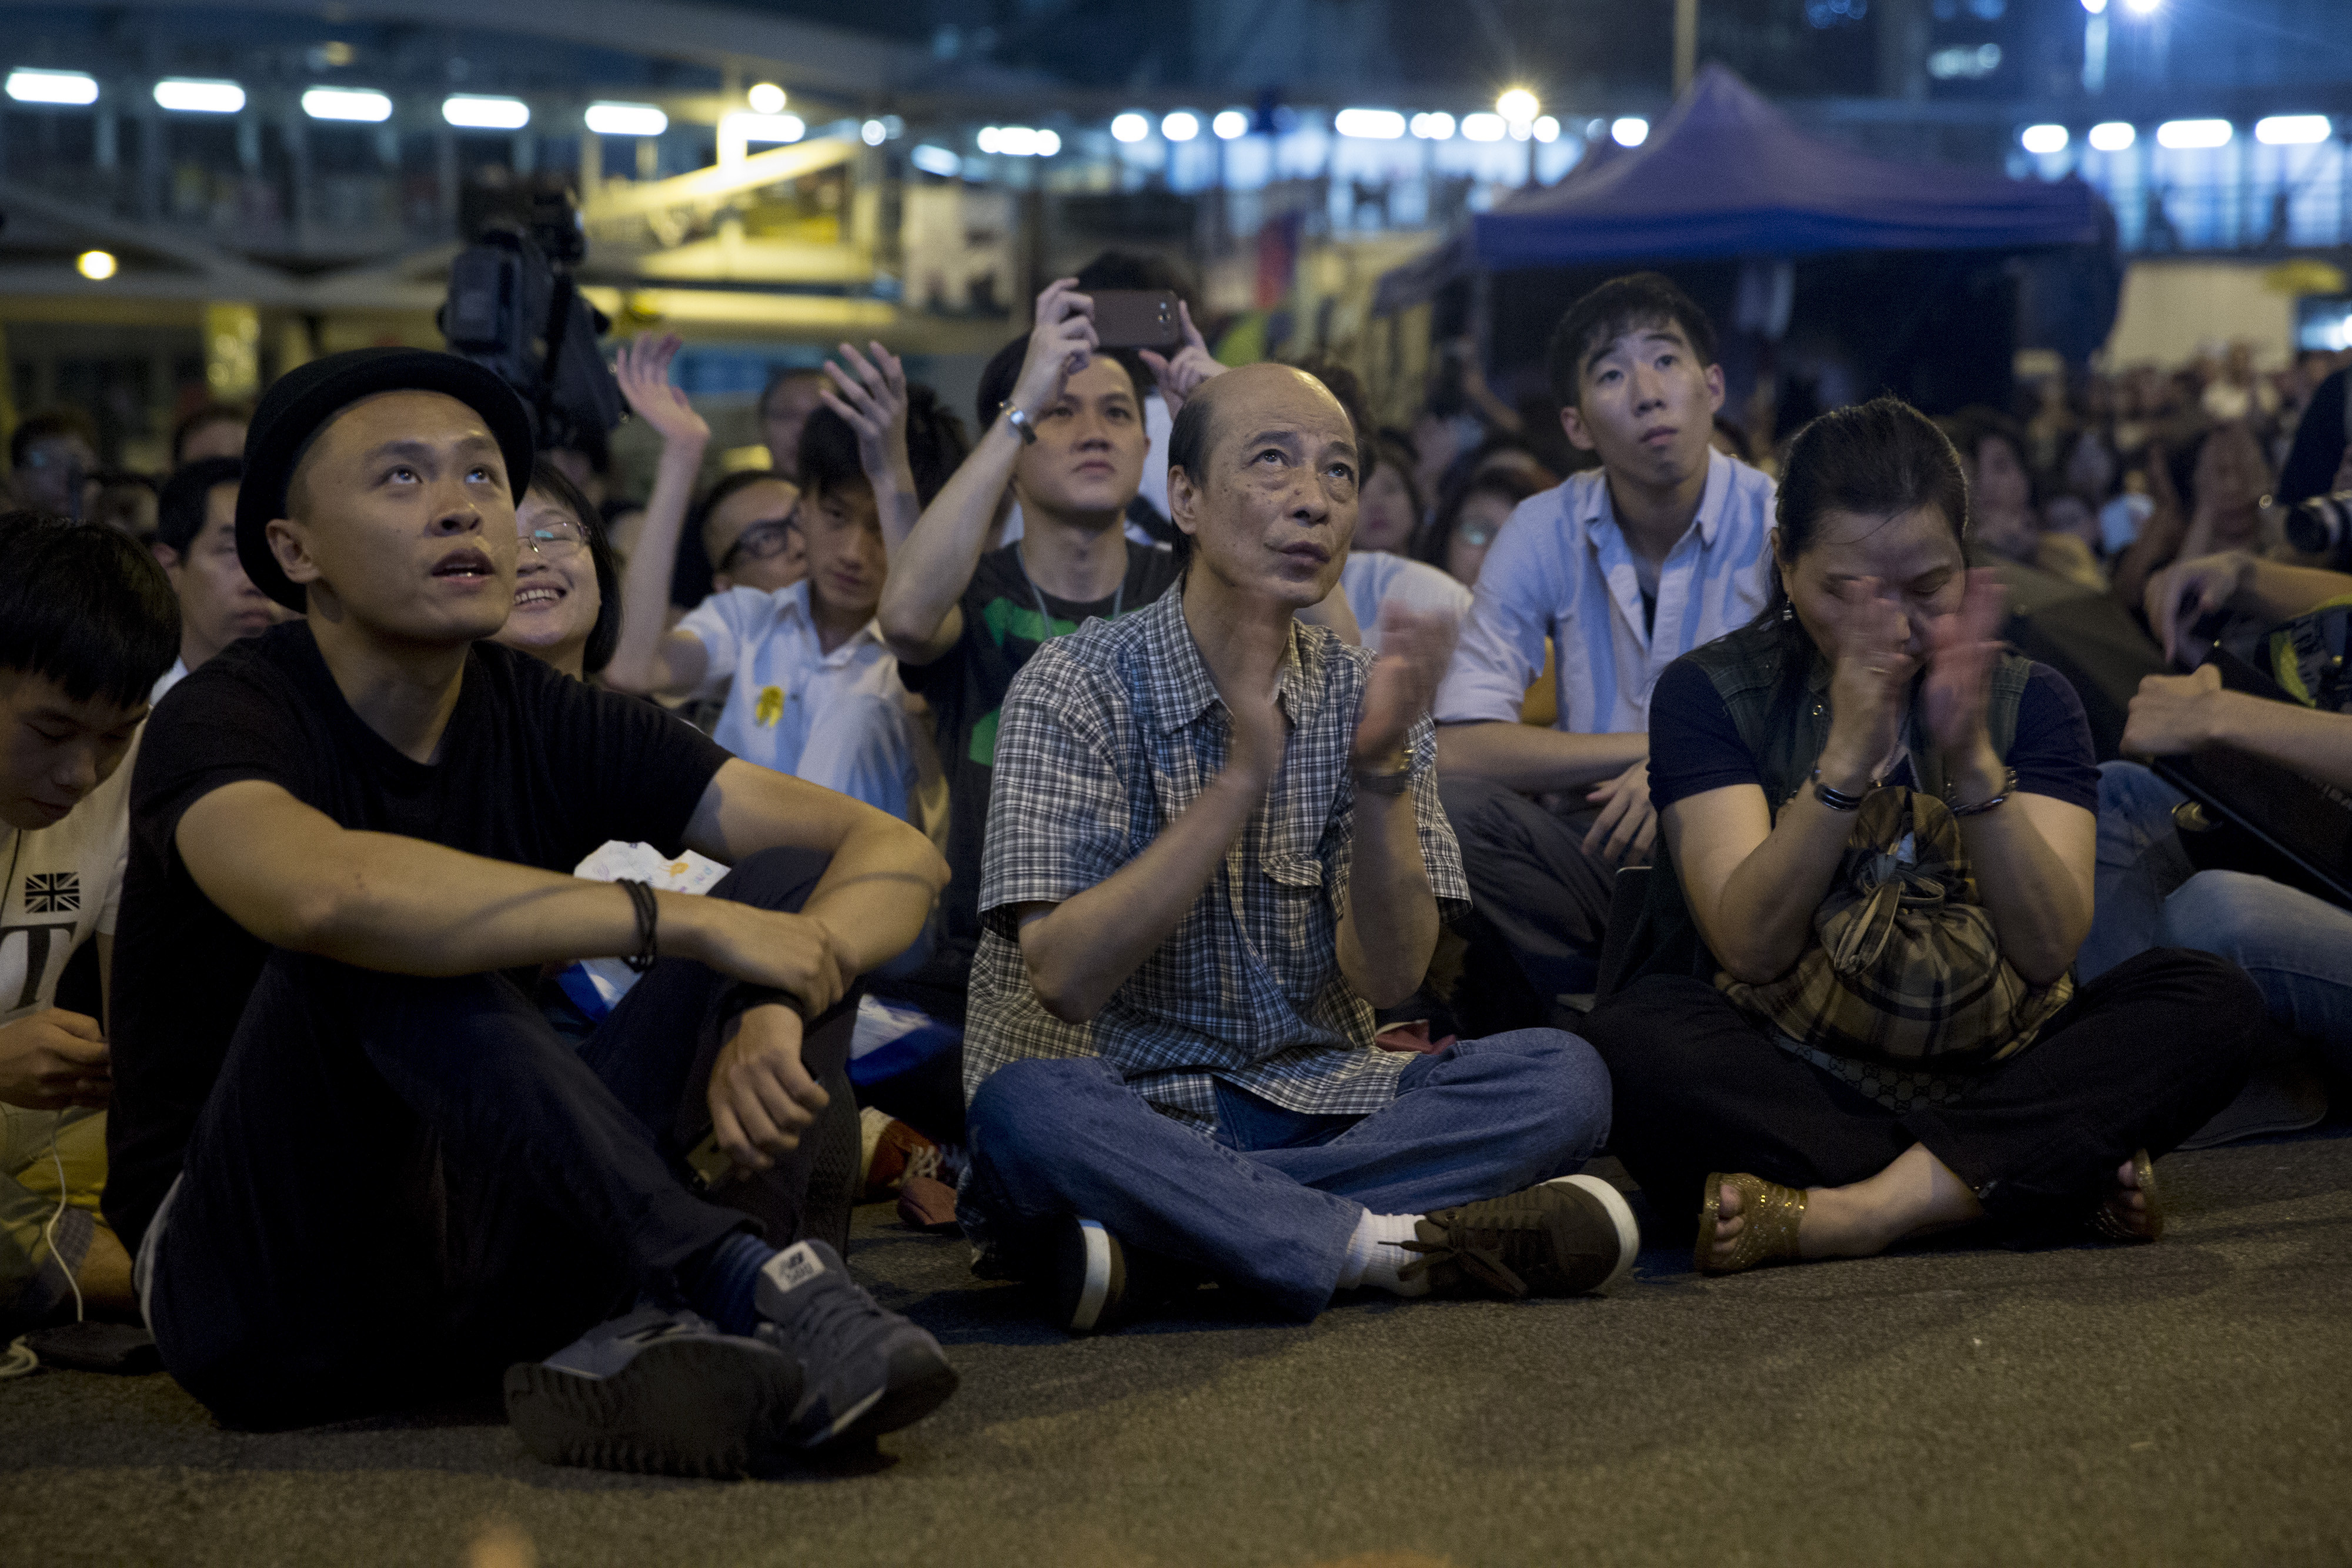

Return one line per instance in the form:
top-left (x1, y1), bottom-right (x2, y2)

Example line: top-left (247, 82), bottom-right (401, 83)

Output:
top-left (605, 334), bottom-right (964, 823)
top-left (1432, 274), bottom-right (1776, 1024)
top-left (0, 513), bottom-right (179, 1326)
top-left (148, 457), bottom-right (293, 703)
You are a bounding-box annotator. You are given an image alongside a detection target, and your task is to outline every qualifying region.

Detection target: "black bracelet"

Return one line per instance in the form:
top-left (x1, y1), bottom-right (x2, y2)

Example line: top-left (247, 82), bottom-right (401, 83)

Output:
top-left (618, 878), bottom-right (659, 974)
top-left (1810, 767), bottom-right (1872, 812)
top-left (1946, 765), bottom-right (2019, 819)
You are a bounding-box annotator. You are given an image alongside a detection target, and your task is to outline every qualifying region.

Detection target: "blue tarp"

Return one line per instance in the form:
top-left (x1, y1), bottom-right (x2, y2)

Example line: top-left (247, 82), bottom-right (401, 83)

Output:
top-left (1374, 66), bottom-right (2107, 313)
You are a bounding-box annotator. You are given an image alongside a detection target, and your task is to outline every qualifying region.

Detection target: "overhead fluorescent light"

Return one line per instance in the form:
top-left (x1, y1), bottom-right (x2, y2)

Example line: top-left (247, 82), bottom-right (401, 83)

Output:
top-left (442, 95), bottom-right (528, 131)
top-left (302, 87), bottom-right (392, 122)
top-left (2020, 123), bottom-right (2070, 154)
top-left (1161, 111), bottom-right (1200, 142)
top-left (2255, 115), bottom-right (2330, 146)
top-left (7, 69), bottom-right (98, 106)
top-left (1409, 112), bottom-right (1455, 140)
top-left (1612, 116), bottom-right (1649, 146)
top-left (1111, 111), bottom-right (1150, 143)
top-left (1212, 109), bottom-right (1250, 140)
top-left (2088, 121), bottom-right (2136, 151)
top-left (154, 78), bottom-right (245, 114)
top-left (584, 101), bottom-right (666, 138)
top-left (910, 143), bottom-right (961, 177)
top-left (2156, 118), bottom-right (2231, 149)
top-left (1461, 112), bottom-right (1506, 142)
top-left (1334, 108), bottom-right (1405, 140)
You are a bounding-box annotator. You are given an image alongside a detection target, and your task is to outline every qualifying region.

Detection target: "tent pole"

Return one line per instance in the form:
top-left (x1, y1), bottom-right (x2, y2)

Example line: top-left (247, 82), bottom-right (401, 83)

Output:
top-left (1675, 0), bottom-right (1698, 96)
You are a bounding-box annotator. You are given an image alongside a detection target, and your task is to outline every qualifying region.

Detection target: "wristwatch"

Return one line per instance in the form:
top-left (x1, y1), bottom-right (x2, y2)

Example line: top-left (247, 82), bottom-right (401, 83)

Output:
top-left (1005, 406), bottom-right (1040, 444)
top-left (1353, 758), bottom-right (1414, 797)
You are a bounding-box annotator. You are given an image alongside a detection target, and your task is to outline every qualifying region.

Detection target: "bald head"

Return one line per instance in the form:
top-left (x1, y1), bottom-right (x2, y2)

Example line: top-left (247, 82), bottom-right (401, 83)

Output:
top-left (1167, 362), bottom-right (1354, 493)
top-left (1165, 362), bottom-right (1360, 611)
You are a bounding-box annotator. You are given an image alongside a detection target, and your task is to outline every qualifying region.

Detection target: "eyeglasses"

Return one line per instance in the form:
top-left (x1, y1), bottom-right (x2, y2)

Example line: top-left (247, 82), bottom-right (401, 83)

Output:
top-left (717, 516), bottom-right (799, 574)
top-left (518, 519), bottom-right (587, 557)
top-left (1456, 521), bottom-right (1497, 549)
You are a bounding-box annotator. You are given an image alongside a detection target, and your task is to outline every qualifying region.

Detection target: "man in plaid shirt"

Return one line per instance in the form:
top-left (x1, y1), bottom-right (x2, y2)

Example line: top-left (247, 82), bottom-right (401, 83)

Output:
top-left (958, 363), bottom-right (1636, 1331)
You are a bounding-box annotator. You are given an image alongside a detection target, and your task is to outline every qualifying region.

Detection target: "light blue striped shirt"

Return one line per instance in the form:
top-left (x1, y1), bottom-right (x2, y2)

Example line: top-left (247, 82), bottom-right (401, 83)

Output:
top-left (1433, 447), bottom-right (1777, 735)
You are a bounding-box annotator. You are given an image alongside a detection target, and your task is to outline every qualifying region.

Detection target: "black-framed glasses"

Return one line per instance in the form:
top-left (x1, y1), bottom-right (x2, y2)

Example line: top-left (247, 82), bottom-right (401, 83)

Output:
top-left (717, 516), bottom-right (799, 574)
top-left (518, 519), bottom-right (587, 557)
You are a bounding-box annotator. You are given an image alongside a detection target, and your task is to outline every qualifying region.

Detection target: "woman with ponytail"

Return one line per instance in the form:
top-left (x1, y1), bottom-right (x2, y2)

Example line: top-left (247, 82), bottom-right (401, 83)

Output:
top-left (1581, 397), bottom-right (2258, 1275)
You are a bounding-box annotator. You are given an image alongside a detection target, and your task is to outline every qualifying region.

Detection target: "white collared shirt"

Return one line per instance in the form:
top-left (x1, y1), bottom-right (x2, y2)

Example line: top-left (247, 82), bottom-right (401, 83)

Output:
top-left (1432, 447), bottom-right (1777, 736)
top-left (678, 580), bottom-right (919, 820)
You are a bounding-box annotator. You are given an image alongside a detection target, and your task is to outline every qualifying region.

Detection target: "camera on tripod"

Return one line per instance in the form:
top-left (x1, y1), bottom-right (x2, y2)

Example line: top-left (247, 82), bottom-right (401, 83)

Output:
top-left (439, 173), bottom-right (624, 459)
top-left (2284, 492), bottom-right (2352, 573)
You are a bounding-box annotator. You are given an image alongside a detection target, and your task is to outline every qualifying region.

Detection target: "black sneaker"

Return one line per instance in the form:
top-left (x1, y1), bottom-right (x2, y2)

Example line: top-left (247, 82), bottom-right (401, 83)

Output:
top-left (753, 1240), bottom-right (958, 1447)
top-left (1403, 1174), bottom-right (1640, 1299)
top-left (503, 1306), bottom-right (806, 1479)
top-left (1048, 1216), bottom-right (1210, 1335)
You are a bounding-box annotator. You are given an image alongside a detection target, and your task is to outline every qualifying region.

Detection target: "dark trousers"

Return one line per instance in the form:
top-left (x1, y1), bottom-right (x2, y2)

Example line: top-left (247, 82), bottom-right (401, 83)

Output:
top-left (1581, 948), bottom-right (2259, 1243)
top-left (1439, 777), bottom-right (1619, 1029)
top-left (148, 848), bottom-right (852, 1429)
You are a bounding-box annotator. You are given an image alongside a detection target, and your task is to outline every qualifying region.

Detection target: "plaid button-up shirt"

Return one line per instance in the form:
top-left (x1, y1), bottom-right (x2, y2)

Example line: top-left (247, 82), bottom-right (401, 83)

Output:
top-left (964, 587), bottom-right (1471, 1134)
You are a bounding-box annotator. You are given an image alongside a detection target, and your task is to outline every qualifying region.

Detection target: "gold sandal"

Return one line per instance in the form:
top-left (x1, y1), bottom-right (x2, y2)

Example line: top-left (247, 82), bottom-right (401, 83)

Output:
top-left (2089, 1149), bottom-right (2164, 1244)
top-left (1696, 1171), bottom-right (1808, 1275)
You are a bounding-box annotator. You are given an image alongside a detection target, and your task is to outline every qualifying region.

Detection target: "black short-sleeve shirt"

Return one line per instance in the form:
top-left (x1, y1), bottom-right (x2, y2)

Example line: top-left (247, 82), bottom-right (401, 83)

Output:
top-left (103, 623), bottom-right (729, 1249)
top-left (1648, 657), bottom-right (2100, 815)
top-left (898, 540), bottom-right (1181, 946)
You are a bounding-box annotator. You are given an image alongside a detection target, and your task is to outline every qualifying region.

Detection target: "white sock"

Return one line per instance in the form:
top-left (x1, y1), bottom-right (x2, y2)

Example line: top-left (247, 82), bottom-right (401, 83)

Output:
top-left (1338, 1210), bottom-right (1429, 1297)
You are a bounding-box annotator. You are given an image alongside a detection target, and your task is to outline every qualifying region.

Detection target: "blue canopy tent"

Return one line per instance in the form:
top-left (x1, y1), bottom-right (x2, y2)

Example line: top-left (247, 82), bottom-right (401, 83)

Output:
top-left (1374, 65), bottom-right (2113, 315)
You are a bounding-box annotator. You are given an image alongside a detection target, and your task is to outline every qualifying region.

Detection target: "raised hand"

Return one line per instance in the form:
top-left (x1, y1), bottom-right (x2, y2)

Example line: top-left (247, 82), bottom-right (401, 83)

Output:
top-left (1008, 278), bottom-right (1100, 423)
top-left (1351, 603), bottom-right (1458, 768)
top-left (1920, 567), bottom-right (2008, 765)
top-left (2147, 550), bottom-right (2254, 664)
top-left (613, 332), bottom-right (710, 448)
top-left (1138, 300), bottom-right (1224, 419)
top-left (1817, 576), bottom-right (1915, 786)
top-left (818, 340), bottom-right (913, 491)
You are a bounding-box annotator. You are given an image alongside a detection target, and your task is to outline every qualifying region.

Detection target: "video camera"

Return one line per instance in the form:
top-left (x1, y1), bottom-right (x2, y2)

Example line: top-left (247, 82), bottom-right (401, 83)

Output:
top-left (439, 175), bottom-right (624, 459)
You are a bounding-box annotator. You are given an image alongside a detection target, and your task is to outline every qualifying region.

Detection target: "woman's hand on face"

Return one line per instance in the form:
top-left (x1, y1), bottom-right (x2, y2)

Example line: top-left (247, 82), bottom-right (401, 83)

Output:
top-left (1819, 576), bottom-right (1913, 785)
top-left (1921, 567), bottom-right (2009, 766)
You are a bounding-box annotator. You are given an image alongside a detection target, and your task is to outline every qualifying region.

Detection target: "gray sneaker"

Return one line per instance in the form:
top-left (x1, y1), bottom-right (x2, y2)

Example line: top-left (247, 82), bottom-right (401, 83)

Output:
top-left (753, 1240), bottom-right (958, 1447)
top-left (503, 1306), bottom-right (806, 1478)
top-left (1403, 1174), bottom-right (1641, 1299)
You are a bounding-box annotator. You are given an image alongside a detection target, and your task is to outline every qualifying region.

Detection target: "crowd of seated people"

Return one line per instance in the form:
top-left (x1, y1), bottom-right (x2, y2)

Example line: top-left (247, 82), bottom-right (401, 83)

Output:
top-left (1, 257), bottom-right (2346, 1492)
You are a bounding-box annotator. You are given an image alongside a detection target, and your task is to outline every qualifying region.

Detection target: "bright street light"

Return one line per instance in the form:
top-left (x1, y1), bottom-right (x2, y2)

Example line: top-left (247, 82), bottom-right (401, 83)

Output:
top-left (2255, 115), bottom-right (2331, 146)
top-left (2156, 118), bottom-right (2231, 150)
top-left (1533, 116), bottom-right (1559, 143)
top-left (2122, 0), bottom-right (2159, 12)
top-left (1334, 109), bottom-right (1405, 140)
top-left (442, 95), bottom-right (528, 131)
top-left (584, 102), bottom-right (666, 138)
top-left (6, 69), bottom-right (98, 105)
top-left (1612, 116), bottom-right (1649, 146)
top-left (2020, 123), bottom-right (2070, 154)
top-left (731, 112), bottom-right (803, 144)
top-left (1111, 111), bottom-right (1150, 143)
top-left (1212, 109), bottom-right (1249, 140)
top-left (153, 79), bottom-right (245, 113)
top-left (1162, 111), bottom-right (1200, 142)
top-left (302, 87), bottom-right (392, 122)
top-left (2087, 121), bottom-right (2136, 151)
top-left (1461, 113), bottom-right (1506, 143)
top-left (747, 82), bottom-right (786, 115)
top-left (1495, 88), bottom-right (1539, 123)
top-left (76, 249), bottom-right (116, 280)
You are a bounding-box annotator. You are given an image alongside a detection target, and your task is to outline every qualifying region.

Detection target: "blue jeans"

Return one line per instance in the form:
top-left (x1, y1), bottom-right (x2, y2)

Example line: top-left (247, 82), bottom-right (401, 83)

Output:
top-left (960, 1030), bottom-right (1613, 1320)
top-left (2084, 761), bottom-right (2352, 1069)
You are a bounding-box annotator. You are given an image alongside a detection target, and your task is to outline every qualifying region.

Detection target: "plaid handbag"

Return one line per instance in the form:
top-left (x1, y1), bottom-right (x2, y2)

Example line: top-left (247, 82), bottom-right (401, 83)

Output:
top-left (1716, 784), bottom-right (2074, 1066)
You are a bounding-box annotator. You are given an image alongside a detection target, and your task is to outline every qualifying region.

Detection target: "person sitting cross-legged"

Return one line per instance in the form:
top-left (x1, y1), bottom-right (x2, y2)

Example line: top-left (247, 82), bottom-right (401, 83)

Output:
top-left (103, 349), bottom-right (957, 1475)
top-left (1579, 398), bottom-right (2259, 1275)
top-left (958, 363), bottom-right (1635, 1333)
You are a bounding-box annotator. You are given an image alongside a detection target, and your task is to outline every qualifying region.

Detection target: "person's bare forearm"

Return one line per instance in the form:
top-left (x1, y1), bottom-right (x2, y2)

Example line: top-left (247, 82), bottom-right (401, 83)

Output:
top-left (878, 416), bottom-right (1022, 661)
top-left (1018, 773), bottom-right (1259, 1022)
top-left (2210, 694), bottom-right (2352, 792)
top-left (1435, 721), bottom-right (1645, 791)
top-left (1336, 785), bottom-right (1438, 1007)
top-left (1953, 800), bottom-right (2092, 986)
top-left (609, 434), bottom-right (707, 693)
top-left (797, 813), bottom-right (948, 975)
top-left (2240, 560), bottom-right (2352, 626)
top-left (1702, 793), bottom-right (1857, 982)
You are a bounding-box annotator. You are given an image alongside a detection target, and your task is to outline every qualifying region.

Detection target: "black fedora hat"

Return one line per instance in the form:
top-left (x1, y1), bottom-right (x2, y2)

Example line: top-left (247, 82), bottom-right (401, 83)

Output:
top-left (235, 347), bottom-right (534, 612)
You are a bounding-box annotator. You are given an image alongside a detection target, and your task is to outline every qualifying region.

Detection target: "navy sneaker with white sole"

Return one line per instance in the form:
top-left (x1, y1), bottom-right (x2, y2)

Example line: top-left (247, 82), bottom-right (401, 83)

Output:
top-left (503, 1306), bottom-right (805, 1479)
top-left (753, 1239), bottom-right (958, 1447)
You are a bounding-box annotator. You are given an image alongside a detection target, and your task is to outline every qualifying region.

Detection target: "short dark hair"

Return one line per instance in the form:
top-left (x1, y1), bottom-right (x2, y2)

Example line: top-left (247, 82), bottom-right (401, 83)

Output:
top-left (525, 459), bottom-right (622, 676)
top-left (157, 457), bottom-right (244, 556)
top-left (797, 384), bottom-right (971, 510)
top-left (169, 402), bottom-right (249, 466)
top-left (1545, 273), bottom-right (1718, 409)
top-left (683, 468), bottom-right (790, 599)
top-left (0, 510), bottom-right (180, 708)
top-left (975, 335), bottom-right (1148, 430)
top-left (11, 410), bottom-right (98, 472)
top-left (1768, 396), bottom-right (1970, 611)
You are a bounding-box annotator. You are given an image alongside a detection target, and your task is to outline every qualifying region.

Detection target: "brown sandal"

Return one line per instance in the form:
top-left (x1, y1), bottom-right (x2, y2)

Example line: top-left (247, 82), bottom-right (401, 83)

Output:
top-left (2089, 1149), bottom-right (2164, 1244)
top-left (1696, 1171), bottom-right (1808, 1275)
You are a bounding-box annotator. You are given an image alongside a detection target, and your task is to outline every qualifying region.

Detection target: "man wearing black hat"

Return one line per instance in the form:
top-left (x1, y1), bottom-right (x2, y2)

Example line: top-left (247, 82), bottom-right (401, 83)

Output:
top-left (102, 349), bottom-right (957, 1475)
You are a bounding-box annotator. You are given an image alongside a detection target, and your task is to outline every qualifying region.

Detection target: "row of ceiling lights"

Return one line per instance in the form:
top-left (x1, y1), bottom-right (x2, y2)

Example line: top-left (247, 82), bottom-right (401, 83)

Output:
top-left (2020, 113), bottom-right (2336, 155)
top-left (1105, 89), bottom-right (1644, 150)
top-left (0, 65), bottom-right (807, 139)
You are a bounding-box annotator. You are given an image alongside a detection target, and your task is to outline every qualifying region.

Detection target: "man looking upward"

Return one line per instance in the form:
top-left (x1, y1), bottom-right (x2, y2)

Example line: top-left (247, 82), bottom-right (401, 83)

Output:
top-left (1433, 274), bottom-right (1775, 1024)
top-left (958, 363), bottom-right (1631, 1334)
